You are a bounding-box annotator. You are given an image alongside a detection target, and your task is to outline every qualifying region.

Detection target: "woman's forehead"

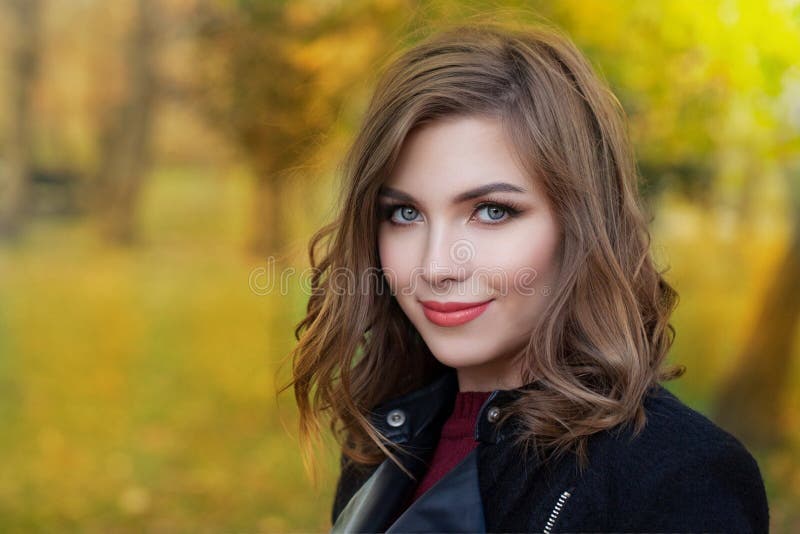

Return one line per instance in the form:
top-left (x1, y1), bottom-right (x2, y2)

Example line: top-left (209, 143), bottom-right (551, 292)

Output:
top-left (382, 117), bottom-right (540, 196)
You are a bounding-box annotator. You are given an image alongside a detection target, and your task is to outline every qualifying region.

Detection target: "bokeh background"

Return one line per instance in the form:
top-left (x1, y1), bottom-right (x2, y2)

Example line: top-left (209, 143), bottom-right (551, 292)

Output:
top-left (0, 0), bottom-right (798, 531)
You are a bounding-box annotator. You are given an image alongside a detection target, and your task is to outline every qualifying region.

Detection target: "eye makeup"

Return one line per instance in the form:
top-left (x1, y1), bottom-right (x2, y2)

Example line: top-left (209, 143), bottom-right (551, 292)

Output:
top-left (378, 195), bottom-right (525, 227)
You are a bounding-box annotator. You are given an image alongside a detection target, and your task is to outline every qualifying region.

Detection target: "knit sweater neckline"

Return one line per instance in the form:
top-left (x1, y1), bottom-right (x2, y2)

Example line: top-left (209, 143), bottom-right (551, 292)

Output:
top-left (440, 390), bottom-right (494, 439)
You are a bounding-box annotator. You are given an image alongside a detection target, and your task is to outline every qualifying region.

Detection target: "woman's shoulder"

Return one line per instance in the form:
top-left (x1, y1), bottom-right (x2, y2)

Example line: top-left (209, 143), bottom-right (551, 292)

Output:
top-left (590, 383), bottom-right (770, 532)
top-left (605, 384), bottom-right (758, 464)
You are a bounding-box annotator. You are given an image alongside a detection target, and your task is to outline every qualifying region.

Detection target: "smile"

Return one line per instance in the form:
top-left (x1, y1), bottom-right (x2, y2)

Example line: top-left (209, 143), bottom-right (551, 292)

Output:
top-left (419, 299), bottom-right (493, 327)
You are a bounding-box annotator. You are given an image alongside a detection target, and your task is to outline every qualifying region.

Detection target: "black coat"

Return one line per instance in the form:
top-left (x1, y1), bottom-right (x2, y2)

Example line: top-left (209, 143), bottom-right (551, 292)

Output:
top-left (330, 367), bottom-right (770, 533)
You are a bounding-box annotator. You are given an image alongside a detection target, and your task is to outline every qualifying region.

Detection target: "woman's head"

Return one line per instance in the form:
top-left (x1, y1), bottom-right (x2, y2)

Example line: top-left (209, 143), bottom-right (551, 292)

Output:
top-left (285, 21), bottom-right (684, 474)
top-left (377, 114), bottom-right (562, 393)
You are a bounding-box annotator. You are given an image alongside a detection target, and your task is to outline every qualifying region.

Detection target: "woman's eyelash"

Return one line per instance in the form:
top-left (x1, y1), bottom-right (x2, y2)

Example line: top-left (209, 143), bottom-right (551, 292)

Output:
top-left (379, 197), bottom-right (523, 225)
top-left (378, 203), bottom-right (406, 222)
top-left (475, 197), bottom-right (523, 219)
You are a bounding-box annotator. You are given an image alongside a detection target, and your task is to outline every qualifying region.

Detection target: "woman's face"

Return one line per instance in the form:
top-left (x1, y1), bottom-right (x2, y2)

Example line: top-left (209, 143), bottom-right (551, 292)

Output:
top-left (377, 115), bottom-right (562, 392)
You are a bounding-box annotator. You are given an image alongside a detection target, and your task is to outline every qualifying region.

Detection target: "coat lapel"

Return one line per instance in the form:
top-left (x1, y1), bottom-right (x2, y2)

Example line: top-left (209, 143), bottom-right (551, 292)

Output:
top-left (332, 447), bottom-right (486, 534)
top-left (386, 448), bottom-right (485, 533)
top-left (330, 456), bottom-right (419, 533)
top-left (331, 368), bottom-right (460, 533)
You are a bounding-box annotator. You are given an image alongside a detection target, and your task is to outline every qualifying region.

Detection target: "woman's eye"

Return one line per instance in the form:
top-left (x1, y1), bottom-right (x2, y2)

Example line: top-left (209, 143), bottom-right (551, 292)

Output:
top-left (388, 206), bottom-right (420, 224)
top-left (381, 201), bottom-right (519, 226)
top-left (475, 203), bottom-right (510, 223)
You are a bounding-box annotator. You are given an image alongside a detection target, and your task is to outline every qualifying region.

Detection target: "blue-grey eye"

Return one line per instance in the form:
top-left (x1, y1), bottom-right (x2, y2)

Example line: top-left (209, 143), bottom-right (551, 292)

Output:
top-left (396, 206), bottom-right (418, 222)
top-left (477, 204), bottom-right (507, 222)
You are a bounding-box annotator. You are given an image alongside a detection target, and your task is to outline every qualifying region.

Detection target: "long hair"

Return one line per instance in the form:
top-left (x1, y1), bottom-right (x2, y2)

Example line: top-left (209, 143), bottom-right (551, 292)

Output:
top-left (280, 20), bottom-right (685, 479)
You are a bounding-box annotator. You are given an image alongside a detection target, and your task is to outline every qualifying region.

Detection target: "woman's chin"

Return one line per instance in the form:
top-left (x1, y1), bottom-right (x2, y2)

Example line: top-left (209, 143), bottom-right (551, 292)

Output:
top-left (427, 351), bottom-right (498, 371)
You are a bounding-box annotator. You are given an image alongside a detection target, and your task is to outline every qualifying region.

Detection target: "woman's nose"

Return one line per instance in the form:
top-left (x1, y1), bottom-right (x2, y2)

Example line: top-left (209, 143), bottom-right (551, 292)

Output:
top-left (419, 226), bottom-right (474, 288)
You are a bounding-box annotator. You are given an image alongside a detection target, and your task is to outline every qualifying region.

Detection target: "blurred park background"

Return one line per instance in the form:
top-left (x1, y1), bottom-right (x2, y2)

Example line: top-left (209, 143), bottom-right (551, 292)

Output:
top-left (0, 0), bottom-right (798, 531)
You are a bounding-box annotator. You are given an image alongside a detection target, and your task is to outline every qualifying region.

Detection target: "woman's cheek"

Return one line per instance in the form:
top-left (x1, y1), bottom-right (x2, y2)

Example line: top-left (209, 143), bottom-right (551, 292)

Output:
top-left (379, 240), bottom-right (406, 294)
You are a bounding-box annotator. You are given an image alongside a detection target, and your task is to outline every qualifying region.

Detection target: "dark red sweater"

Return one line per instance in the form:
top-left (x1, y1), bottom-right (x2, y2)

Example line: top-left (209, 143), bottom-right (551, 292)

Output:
top-left (406, 390), bottom-right (493, 505)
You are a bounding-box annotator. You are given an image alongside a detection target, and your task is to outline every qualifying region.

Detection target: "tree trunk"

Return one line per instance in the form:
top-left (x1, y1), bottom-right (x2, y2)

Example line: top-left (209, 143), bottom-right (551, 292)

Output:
top-left (247, 168), bottom-right (289, 261)
top-left (0, 0), bottom-right (40, 238)
top-left (713, 160), bottom-right (800, 449)
top-left (94, 0), bottom-right (157, 245)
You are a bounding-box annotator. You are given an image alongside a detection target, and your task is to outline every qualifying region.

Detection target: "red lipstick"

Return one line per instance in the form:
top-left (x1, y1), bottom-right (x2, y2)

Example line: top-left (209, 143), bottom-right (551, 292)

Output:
top-left (419, 299), bottom-right (493, 327)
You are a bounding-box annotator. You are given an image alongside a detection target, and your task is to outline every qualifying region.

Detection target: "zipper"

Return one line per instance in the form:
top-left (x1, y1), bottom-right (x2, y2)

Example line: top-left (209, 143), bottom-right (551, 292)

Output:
top-left (542, 489), bottom-right (573, 534)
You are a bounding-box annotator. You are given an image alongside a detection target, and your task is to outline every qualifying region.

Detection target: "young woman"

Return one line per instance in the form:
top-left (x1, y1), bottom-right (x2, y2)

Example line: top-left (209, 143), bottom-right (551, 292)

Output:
top-left (285, 22), bottom-right (769, 533)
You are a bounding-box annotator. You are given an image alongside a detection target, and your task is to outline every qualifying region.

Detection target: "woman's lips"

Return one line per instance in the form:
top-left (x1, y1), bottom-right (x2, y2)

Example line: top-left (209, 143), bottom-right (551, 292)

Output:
top-left (419, 299), bottom-right (493, 327)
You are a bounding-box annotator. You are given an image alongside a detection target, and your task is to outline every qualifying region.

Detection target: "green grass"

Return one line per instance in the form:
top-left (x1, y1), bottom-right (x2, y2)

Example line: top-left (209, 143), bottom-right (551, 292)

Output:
top-left (0, 166), bottom-right (337, 532)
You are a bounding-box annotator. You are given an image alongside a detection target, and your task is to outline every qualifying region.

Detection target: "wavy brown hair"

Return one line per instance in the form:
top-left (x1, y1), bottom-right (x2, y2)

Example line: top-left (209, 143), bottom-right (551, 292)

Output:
top-left (280, 20), bottom-right (685, 479)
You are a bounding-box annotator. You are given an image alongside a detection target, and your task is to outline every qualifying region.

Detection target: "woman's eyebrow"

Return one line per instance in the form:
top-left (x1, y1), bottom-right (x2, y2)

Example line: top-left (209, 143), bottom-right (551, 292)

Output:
top-left (378, 182), bottom-right (528, 204)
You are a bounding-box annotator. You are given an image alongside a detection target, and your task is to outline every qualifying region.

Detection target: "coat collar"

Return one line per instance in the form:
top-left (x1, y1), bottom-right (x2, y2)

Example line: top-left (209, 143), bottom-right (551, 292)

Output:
top-left (368, 366), bottom-right (538, 446)
top-left (332, 367), bottom-right (541, 533)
